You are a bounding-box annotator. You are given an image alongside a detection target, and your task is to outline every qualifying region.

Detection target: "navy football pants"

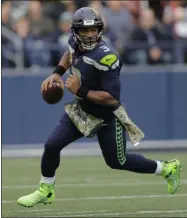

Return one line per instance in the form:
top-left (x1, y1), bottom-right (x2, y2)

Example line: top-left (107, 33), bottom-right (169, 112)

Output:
top-left (41, 113), bottom-right (157, 177)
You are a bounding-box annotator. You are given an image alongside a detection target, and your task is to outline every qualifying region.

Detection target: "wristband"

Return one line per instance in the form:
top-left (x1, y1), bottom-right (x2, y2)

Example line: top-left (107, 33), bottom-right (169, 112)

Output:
top-left (53, 65), bottom-right (66, 76)
top-left (76, 86), bottom-right (89, 99)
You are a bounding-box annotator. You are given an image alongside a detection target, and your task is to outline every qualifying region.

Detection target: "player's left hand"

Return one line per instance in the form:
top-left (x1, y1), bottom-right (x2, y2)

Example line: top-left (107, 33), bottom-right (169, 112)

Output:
top-left (65, 74), bottom-right (80, 94)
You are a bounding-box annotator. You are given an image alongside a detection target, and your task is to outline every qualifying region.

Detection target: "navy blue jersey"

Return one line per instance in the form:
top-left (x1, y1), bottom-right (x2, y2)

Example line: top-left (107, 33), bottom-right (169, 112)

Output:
top-left (68, 35), bottom-right (122, 121)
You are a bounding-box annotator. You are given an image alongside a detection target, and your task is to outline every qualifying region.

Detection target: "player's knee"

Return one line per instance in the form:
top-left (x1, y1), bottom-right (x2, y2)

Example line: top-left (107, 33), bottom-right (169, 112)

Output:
top-left (105, 158), bottom-right (125, 170)
top-left (44, 140), bottom-right (61, 153)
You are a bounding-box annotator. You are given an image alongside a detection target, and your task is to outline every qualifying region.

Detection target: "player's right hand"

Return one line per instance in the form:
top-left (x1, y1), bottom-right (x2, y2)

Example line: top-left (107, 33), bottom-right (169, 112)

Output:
top-left (41, 73), bottom-right (64, 91)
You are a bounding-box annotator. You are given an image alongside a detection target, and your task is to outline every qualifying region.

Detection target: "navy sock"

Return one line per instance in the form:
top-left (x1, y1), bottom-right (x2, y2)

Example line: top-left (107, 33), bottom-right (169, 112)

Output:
top-left (123, 153), bottom-right (157, 174)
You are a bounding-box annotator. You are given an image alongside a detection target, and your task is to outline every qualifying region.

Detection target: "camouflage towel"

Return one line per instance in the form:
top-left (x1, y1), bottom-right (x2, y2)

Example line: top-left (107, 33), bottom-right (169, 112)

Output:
top-left (64, 100), bottom-right (104, 138)
top-left (113, 105), bottom-right (145, 146)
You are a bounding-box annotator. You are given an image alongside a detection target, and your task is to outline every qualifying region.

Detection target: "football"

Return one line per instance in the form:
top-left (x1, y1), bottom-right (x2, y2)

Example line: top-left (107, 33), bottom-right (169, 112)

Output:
top-left (42, 82), bottom-right (64, 104)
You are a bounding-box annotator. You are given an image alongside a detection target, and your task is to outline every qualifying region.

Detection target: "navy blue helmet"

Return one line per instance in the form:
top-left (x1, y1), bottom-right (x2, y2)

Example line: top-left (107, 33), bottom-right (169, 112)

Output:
top-left (71, 7), bottom-right (104, 50)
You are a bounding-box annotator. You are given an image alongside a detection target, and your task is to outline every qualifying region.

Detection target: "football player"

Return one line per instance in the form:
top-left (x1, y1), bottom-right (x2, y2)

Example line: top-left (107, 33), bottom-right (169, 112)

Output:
top-left (18, 7), bottom-right (182, 207)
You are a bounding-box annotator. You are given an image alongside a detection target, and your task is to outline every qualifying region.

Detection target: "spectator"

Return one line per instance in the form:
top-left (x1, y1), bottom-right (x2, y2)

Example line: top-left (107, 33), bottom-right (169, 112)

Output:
top-left (163, 1), bottom-right (187, 62)
top-left (162, 7), bottom-right (174, 40)
top-left (128, 9), bottom-right (173, 65)
top-left (12, 16), bottom-right (31, 67)
top-left (63, 1), bottom-right (77, 14)
top-left (10, 0), bottom-right (29, 21)
top-left (57, 12), bottom-right (73, 49)
top-left (2, 1), bottom-right (12, 29)
top-left (2, 0), bottom-right (187, 68)
top-left (162, 0), bottom-right (185, 13)
top-left (102, 18), bottom-right (118, 49)
top-left (42, 1), bottom-right (65, 22)
top-left (102, 1), bottom-right (135, 57)
top-left (52, 11), bottom-right (73, 64)
top-left (173, 6), bottom-right (187, 63)
top-left (24, 1), bottom-right (56, 68)
top-left (13, 16), bottom-right (30, 39)
top-left (88, 1), bottom-right (117, 48)
top-left (173, 6), bottom-right (187, 39)
top-left (122, 0), bottom-right (141, 23)
top-left (89, 1), bottom-right (104, 14)
top-left (2, 1), bottom-right (15, 67)
top-left (27, 1), bottom-right (55, 39)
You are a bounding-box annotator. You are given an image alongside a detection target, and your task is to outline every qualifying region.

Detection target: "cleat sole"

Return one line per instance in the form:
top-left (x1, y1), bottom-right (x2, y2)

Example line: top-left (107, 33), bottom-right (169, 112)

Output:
top-left (18, 202), bottom-right (33, 208)
top-left (18, 200), bottom-right (53, 207)
top-left (43, 202), bottom-right (52, 205)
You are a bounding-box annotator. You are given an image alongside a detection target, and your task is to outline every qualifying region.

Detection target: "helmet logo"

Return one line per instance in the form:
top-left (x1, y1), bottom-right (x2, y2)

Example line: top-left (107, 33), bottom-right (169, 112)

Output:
top-left (83, 20), bottom-right (95, 26)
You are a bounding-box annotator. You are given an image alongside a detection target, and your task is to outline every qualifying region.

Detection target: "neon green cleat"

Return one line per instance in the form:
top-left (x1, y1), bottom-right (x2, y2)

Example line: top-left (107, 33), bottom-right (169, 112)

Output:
top-left (161, 159), bottom-right (182, 194)
top-left (17, 183), bottom-right (55, 207)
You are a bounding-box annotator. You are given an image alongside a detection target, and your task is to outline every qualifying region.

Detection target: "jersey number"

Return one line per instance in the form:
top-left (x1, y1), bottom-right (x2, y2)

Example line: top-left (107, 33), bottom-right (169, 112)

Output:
top-left (100, 46), bottom-right (110, 52)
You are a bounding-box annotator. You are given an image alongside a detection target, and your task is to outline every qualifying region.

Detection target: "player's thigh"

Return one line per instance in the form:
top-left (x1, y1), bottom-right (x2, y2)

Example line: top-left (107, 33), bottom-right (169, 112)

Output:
top-left (97, 118), bottom-right (127, 167)
top-left (45, 112), bottom-right (83, 152)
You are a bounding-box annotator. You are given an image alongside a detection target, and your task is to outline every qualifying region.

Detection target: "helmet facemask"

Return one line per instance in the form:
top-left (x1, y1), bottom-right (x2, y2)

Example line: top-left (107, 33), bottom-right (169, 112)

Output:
top-left (72, 26), bottom-right (103, 50)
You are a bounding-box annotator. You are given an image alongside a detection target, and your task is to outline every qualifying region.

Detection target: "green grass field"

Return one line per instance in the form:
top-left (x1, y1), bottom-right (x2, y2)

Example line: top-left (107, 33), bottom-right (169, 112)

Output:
top-left (2, 151), bottom-right (187, 217)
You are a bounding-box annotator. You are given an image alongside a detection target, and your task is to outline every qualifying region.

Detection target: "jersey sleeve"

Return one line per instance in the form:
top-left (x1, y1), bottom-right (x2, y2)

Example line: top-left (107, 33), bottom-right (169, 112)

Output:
top-left (99, 53), bottom-right (122, 71)
top-left (83, 43), bottom-right (122, 70)
top-left (96, 44), bottom-right (122, 100)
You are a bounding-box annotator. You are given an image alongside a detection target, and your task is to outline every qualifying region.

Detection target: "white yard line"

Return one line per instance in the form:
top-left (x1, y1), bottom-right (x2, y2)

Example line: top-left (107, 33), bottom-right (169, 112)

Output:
top-left (3, 209), bottom-right (51, 213)
top-left (3, 207), bottom-right (187, 217)
top-left (35, 209), bottom-right (187, 216)
top-left (29, 209), bottom-right (187, 217)
top-left (2, 179), bottom-right (187, 189)
top-left (2, 193), bottom-right (187, 204)
top-left (138, 209), bottom-right (187, 214)
top-left (3, 209), bottom-right (109, 214)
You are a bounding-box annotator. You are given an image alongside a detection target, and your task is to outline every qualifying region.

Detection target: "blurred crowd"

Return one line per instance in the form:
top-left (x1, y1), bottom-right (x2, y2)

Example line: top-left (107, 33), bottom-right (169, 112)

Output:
top-left (2, 0), bottom-right (187, 68)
